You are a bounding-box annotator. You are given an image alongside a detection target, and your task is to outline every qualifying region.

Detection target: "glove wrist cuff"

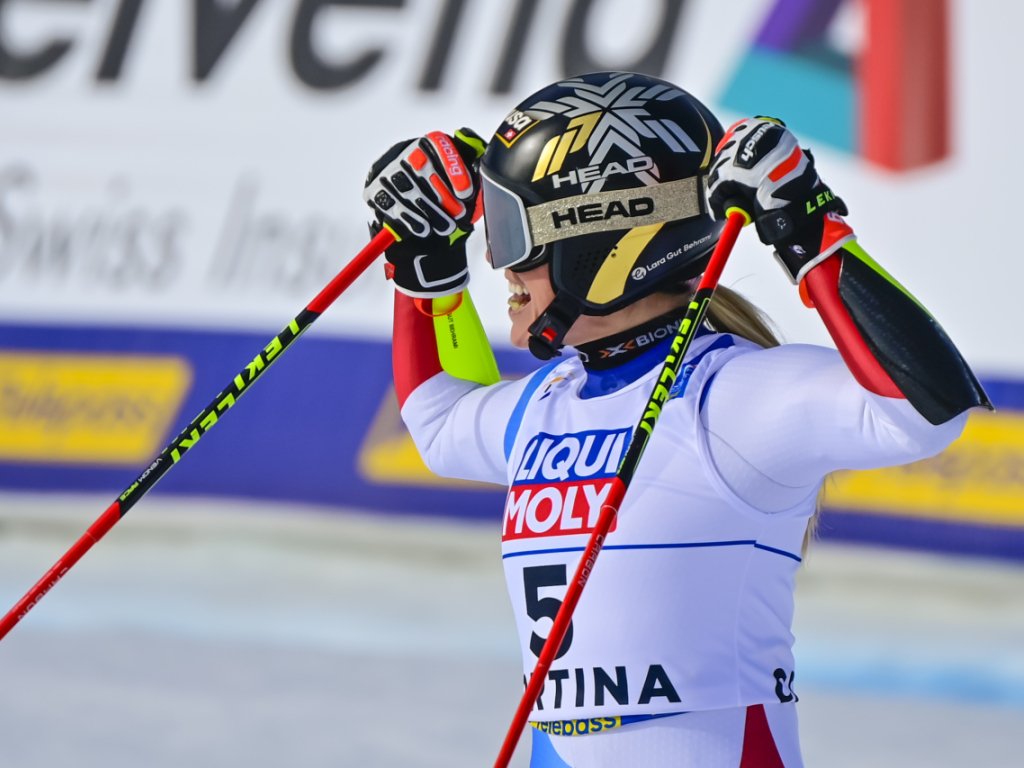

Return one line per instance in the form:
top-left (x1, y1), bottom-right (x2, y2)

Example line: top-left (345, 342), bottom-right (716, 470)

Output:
top-left (754, 187), bottom-right (847, 245)
top-left (386, 235), bottom-right (471, 298)
top-left (774, 232), bottom-right (857, 284)
top-left (392, 276), bottom-right (470, 300)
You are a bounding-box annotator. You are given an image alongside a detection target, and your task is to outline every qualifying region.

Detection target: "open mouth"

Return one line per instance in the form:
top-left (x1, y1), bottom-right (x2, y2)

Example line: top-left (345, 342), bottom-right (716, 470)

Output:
top-left (508, 280), bottom-right (531, 311)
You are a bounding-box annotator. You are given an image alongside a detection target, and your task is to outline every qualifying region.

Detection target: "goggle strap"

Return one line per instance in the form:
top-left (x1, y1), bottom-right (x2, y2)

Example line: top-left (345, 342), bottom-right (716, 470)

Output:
top-left (527, 177), bottom-right (702, 247)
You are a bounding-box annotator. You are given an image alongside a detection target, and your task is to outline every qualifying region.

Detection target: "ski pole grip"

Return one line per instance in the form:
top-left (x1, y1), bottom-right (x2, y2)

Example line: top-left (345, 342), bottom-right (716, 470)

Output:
top-left (722, 199), bottom-right (752, 228)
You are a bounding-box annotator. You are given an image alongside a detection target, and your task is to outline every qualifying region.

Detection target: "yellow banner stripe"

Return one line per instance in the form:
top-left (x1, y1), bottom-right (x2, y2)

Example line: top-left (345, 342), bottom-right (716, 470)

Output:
top-left (0, 351), bottom-right (192, 466)
top-left (825, 410), bottom-right (1024, 528)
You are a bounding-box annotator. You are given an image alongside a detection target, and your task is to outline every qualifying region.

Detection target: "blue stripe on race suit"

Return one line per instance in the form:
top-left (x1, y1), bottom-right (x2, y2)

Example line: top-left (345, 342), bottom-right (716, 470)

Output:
top-left (506, 333), bottom-right (736, 462)
top-left (754, 543), bottom-right (803, 562)
top-left (503, 539), bottom-right (801, 561)
top-left (669, 334), bottom-right (735, 402)
top-left (505, 360), bottom-right (564, 462)
top-left (578, 336), bottom-right (674, 400)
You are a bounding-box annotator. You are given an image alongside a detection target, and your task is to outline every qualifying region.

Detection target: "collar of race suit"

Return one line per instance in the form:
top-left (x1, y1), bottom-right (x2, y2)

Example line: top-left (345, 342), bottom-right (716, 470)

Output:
top-left (575, 309), bottom-right (693, 372)
top-left (573, 310), bottom-right (712, 400)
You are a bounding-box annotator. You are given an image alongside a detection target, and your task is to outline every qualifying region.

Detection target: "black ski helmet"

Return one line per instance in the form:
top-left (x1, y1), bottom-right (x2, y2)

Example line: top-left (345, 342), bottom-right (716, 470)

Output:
top-left (480, 71), bottom-right (725, 360)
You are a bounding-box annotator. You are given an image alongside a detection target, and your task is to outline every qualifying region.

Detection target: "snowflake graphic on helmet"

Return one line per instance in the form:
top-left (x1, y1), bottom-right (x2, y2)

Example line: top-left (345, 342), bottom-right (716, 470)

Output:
top-left (481, 72), bottom-right (725, 361)
top-left (523, 73), bottom-right (710, 193)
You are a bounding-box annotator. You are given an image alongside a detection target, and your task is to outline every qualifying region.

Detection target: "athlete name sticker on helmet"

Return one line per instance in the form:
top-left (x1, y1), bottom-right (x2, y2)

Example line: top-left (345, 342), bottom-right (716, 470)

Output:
top-left (504, 428), bottom-right (630, 541)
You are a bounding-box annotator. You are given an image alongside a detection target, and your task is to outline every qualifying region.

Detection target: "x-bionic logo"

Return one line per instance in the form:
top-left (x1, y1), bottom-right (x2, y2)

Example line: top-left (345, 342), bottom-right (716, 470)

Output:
top-left (577, 317), bottom-right (682, 364)
top-left (526, 73), bottom-right (712, 194)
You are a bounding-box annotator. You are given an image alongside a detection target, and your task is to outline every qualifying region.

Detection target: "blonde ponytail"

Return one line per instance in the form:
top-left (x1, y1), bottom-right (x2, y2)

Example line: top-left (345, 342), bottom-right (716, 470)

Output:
top-left (705, 285), bottom-right (781, 349)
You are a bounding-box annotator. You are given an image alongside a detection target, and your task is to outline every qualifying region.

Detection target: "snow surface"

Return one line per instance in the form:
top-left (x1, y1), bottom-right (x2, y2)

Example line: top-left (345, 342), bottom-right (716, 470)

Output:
top-left (1, 494), bottom-right (1023, 767)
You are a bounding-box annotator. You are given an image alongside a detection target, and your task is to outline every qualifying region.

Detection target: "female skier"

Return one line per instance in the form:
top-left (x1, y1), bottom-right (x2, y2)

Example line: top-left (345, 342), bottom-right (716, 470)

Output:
top-left (362, 72), bottom-right (989, 767)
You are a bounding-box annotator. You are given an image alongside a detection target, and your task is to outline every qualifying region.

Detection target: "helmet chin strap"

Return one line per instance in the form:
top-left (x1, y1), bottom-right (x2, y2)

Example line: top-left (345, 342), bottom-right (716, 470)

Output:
top-left (527, 292), bottom-right (583, 361)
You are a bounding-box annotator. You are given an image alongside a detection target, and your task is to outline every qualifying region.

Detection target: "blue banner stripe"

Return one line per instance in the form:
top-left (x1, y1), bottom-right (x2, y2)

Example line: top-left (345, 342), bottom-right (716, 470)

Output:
top-left (4, 322), bottom-right (1024, 564)
top-left (819, 509), bottom-right (1024, 563)
top-left (0, 322), bottom-right (543, 519)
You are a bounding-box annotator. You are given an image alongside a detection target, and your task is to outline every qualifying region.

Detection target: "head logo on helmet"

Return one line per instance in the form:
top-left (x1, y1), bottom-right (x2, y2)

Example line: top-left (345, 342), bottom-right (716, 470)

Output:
top-left (480, 72), bottom-right (726, 360)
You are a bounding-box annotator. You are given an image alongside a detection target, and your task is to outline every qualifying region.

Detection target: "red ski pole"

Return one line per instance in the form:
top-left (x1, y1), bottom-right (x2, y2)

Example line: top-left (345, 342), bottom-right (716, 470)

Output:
top-left (492, 210), bottom-right (748, 768)
top-left (0, 228), bottom-right (396, 643)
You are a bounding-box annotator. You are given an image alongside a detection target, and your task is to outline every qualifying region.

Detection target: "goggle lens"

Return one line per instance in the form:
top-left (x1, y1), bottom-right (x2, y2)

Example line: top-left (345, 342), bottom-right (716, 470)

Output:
top-left (480, 172), bottom-right (532, 270)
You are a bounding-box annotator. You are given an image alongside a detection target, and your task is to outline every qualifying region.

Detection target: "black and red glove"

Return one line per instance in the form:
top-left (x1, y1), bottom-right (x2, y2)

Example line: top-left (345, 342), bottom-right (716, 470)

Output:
top-left (363, 129), bottom-right (486, 298)
top-left (707, 117), bottom-right (852, 285)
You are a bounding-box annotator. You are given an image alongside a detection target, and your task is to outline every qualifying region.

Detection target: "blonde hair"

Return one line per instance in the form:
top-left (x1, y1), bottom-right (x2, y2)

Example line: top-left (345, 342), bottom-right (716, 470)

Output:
top-left (671, 283), bottom-right (822, 558)
top-left (704, 285), bottom-right (781, 350)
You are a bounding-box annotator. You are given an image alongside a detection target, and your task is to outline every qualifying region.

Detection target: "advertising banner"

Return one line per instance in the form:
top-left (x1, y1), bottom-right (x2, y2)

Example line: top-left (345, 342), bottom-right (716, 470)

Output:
top-left (1, 0), bottom-right (1022, 558)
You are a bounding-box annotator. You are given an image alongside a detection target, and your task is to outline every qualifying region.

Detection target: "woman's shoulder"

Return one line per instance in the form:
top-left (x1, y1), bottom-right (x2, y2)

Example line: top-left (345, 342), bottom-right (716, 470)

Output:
top-left (716, 340), bottom-right (843, 367)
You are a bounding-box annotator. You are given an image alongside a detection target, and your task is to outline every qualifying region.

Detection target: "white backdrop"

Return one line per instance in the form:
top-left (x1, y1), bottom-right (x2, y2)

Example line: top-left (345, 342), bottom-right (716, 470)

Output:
top-left (0, 0), bottom-right (1021, 375)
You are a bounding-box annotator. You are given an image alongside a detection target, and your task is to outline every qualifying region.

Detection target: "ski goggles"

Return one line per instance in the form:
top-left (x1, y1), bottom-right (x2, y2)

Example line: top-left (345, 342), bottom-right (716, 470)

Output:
top-left (480, 168), bottom-right (705, 271)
